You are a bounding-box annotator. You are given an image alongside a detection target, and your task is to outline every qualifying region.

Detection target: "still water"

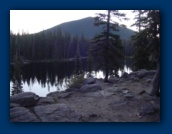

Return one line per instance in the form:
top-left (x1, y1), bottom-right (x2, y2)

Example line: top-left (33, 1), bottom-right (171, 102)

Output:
top-left (10, 59), bottom-right (133, 97)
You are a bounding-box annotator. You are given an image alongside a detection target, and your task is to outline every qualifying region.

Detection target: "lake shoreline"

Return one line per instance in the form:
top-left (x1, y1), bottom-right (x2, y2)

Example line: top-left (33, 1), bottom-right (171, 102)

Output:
top-left (10, 69), bottom-right (160, 122)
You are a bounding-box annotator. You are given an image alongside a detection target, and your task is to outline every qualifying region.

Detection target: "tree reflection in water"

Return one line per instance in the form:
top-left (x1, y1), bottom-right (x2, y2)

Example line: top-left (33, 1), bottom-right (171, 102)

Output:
top-left (10, 58), bottom-right (133, 97)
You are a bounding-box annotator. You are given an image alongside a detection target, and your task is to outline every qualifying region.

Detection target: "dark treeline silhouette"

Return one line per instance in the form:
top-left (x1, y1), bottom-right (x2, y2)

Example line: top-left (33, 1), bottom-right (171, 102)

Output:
top-left (10, 29), bottom-right (90, 62)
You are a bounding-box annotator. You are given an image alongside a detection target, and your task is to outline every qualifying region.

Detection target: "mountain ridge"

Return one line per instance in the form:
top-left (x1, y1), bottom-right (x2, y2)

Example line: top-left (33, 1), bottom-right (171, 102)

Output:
top-left (40, 17), bottom-right (136, 40)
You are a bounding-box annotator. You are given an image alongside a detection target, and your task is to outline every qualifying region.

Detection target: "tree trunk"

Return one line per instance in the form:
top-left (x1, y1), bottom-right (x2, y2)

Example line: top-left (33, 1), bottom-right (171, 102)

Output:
top-left (104, 10), bottom-right (110, 83)
top-left (150, 63), bottom-right (160, 97)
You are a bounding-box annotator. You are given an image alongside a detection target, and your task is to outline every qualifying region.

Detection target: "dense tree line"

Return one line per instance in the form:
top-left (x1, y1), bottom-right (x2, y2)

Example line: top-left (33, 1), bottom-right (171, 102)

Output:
top-left (10, 29), bottom-right (90, 62)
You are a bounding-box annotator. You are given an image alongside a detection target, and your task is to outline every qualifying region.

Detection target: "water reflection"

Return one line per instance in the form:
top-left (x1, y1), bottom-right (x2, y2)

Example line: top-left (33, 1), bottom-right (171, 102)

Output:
top-left (10, 58), bottom-right (133, 97)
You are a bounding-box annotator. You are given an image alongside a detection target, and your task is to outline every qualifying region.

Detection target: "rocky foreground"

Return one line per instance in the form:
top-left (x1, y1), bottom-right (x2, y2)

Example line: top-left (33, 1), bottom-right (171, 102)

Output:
top-left (10, 69), bottom-right (160, 122)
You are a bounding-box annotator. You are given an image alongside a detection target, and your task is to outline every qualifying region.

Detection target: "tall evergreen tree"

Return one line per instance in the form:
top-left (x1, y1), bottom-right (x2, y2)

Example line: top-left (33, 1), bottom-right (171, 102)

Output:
top-left (132, 10), bottom-right (160, 96)
top-left (11, 54), bottom-right (23, 95)
top-left (92, 10), bottom-right (126, 82)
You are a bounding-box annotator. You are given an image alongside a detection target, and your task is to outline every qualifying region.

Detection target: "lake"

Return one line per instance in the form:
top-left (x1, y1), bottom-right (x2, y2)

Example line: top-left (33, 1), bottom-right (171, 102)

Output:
top-left (10, 58), bottom-right (133, 97)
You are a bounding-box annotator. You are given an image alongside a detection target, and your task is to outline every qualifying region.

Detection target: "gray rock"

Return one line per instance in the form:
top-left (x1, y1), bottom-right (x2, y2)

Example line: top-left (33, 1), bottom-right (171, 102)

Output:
top-left (124, 94), bottom-right (134, 99)
top-left (10, 92), bottom-right (39, 107)
top-left (10, 107), bottom-right (39, 122)
top-left (121, 72), bottom-right (128, 78)
top-left (79, 84), bottom-right (102, 93)
top-left (47, 91), bottom-right (72, 99)
top-left (34, 104), bottom-right (81, 122)
top-left (84, 77), bottom-right (95, 84)
top-left (84, 92), bottom-right (103, 98)
top-left (99, 90), bottom-right (115, 97)
top-left (37, 97), bottom-right (55, 105)
top-left (146, 79), bottom-right (152, 83)
top-left (65, 87), bottom-right (79, 92)
top-left (47, 91), bottom-right (59, 97)
top-left (139, 105), bottom-right (155, 116)
top-left (109, 75), bottom-right (119, 83)
top-left (138, 90), bottom-right (146, 95)
top-left (115, 87), bottom-right (128, 92)
top-left (117, 78), bottom-right (126, 83)
top-left (10, 103), bottom-right (20, 109)
top-left (109, 98), bottom-right (127, 107)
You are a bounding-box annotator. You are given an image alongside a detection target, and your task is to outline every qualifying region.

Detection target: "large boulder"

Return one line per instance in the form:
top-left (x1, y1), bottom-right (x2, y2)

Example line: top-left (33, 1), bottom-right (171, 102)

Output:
top-left (10, 107), bottom-right (39, 122)
top-left (34, 104), bottom-right (81, 122)
top-left (109, 75), bottom-right (119, 83)
top-left (84, 77), bottom-right (95, 84)
top-left (37, 97), bottom-right (55, 105)
top-left (10, 92), bottom-right (39, 107)
top-left (10, 103), bottom-right (20, 109)
top-left (79, 84), bottom-right (102, 93)
top-left (121, 72), bottom-right (128, 78)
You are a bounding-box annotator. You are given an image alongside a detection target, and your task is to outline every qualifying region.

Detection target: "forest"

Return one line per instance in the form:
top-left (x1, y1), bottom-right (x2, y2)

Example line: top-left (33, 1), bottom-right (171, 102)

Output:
top-left (10, 10), bottom-right (160, 97)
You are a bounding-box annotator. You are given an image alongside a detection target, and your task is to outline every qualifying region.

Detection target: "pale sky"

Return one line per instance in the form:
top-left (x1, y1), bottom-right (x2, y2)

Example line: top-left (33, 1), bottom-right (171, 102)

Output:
top-left (10, 10), bottom-right (136, 34)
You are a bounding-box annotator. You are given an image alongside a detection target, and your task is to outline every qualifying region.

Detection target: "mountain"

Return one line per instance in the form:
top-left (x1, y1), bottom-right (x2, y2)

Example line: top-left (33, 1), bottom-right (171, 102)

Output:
top-left (44, 17), bottom-right (135, 40)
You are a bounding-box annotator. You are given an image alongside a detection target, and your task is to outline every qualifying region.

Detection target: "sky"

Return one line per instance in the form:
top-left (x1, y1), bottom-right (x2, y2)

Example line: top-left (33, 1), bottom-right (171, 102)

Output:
top-left (10, 10), bottom-right (137, 34)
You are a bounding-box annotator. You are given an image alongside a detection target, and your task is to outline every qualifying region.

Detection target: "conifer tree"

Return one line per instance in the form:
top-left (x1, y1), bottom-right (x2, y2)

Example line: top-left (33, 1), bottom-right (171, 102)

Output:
top-left (11, 54), bottom-right (23, 95)
top-left (132, 10), bottom-right (160, 96)
top-left (92, 10), bottom-right (126, 82)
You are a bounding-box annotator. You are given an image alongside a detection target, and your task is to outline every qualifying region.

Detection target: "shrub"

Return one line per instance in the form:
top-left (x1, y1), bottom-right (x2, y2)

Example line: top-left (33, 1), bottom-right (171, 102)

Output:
top-left (67, 73), bottom-right (85, 88)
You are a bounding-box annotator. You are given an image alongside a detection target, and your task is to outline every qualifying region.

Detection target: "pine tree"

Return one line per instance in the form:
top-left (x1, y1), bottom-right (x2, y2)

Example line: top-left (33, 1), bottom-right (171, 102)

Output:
top-left (11, 54), bottom-right (23, 95)
top-left (132, 10), bottom-right (160, 96)
top-left (75, 41), bottom-right (81, 75)
top-left (92, 10), bottom-right (126, 82)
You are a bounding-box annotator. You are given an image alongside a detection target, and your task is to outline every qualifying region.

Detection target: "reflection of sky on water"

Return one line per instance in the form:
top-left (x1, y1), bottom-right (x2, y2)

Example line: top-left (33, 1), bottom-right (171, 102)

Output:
top-left (10, 66), bottom-right (133, 97)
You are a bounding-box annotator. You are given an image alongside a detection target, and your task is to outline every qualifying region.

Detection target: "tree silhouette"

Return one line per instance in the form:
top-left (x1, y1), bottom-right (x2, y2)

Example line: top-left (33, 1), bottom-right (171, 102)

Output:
top-left (92, 10), bottom-right (126, 82)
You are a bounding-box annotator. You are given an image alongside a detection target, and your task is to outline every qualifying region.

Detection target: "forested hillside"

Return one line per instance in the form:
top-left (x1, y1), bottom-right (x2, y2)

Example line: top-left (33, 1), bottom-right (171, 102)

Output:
top-left (45, 17), bottom-right (135, 40)
top-left (10, 17), bottom-right (135, 62)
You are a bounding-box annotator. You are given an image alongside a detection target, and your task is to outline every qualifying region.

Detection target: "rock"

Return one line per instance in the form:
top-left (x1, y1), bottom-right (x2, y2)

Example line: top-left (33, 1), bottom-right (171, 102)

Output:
top-left (84, 77), bottom-right (95, 84)
top-left (124, 94), bottom-right (134, 99)
top-left (109, 75), bottom-right (119, 83)
top-left (47, 91), bottom-right (59, 97)
top-left (47, 91), bottom-right (72, 99)
top-left (79, 84), bottom-right (102, 93)
top-left (130, 77), bottom-right (139, 81)
top-left (106, 87), bottom-right (119, 93)
top-left (10, 92), bottom-right (39, 107)
top-left (150, 101), bottom-right (160, 113)
top-left (117, 78), bottom-right (126, 83)
top-left (65, 87), bottom-right (79, 92)
top-left (10, 103), bottom-right (20, 109)
top-left (115, 87), bottom-right (128, 92)
top-left (121, 72), bottom-right (128, 78)
top-left (37, 97), bottom-right (55, 105)
top-left (139, 90), bottom-right (146, 95)
top-left (99, 90), bottom-right (115, 97)
top-left (139, 105), bottom-right (155, 116)
top-left (84, 92), bottom-right (103, 97)
top-left (146, 79), bottom-right (152, 83)
top-left (10, 107), bottom-right (39, 122)
top-left (122, 90), bottom-right (129, 94)
top-left (34, 104), bottom-right (81, 122)
top-left (109, 98), bottom-right (127, 107)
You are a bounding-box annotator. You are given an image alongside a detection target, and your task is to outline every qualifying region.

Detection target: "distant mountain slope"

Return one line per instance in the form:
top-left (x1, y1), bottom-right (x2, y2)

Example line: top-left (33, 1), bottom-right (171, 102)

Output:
top-left (45, 17), bottom-right (135, 40)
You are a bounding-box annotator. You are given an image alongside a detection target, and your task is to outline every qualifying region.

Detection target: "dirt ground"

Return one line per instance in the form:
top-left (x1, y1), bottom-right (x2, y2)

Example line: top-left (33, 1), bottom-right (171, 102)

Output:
top-left (57, 77), bottom-right (160, 122)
